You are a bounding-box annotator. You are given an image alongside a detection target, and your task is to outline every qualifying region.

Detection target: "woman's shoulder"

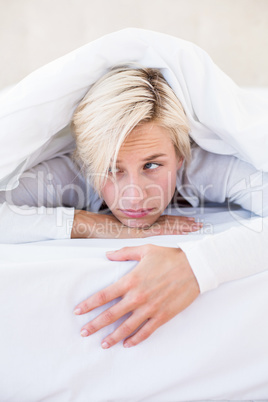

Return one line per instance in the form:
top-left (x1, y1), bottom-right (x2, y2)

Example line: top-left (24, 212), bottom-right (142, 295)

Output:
top-left (184, 140), bottom-right (267, 190)
top-left (186, 141), bottom-right (237, 174)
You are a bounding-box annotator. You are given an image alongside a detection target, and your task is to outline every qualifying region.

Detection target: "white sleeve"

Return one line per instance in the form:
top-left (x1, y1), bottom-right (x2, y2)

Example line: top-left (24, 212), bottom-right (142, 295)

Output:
top-left (0, 154), bottom-right (88, 244)
top-left (0, 202), bottom-right (75, 243)
top-left (178, 152), bottom-right (268, 293)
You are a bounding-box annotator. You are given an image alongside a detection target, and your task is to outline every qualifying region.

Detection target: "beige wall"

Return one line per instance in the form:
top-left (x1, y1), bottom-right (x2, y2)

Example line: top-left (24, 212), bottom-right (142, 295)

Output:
top-left (0, 0), bottom-right (267, 89)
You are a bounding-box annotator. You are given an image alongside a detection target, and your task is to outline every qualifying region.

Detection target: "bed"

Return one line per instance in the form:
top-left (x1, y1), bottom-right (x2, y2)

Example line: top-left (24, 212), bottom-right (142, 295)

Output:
top-left (1, 28), bottom-right (268, 401)
top-left (0, 205), bottom-right (268, 401)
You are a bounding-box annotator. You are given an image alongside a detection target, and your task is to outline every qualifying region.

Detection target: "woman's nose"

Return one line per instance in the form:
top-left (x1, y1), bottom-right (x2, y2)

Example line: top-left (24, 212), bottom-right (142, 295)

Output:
top-left (121, 183), bottom-right (144, 199)
top-left (119, 175), bottom-right (147, 207)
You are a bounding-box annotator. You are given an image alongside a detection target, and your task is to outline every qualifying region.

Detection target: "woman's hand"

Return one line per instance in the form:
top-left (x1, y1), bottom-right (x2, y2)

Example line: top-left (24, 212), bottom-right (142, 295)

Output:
top-left (73, 244), bottom-right (200, 348)
top-left (71, 210), bottom-right (203, 239)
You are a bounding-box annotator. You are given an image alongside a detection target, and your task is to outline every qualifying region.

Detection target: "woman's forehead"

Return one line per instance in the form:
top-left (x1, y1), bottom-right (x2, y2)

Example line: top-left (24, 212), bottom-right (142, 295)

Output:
top-left (118, 123), bottom-right (174, 157)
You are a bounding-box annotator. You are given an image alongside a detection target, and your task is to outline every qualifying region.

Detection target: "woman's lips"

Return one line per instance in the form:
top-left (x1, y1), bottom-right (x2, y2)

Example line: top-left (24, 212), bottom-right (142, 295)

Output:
top-left (120, 208), bottom-right (154, 218)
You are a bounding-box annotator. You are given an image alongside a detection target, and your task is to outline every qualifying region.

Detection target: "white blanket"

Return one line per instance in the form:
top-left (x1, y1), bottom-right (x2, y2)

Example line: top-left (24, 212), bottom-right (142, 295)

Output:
top-left (1, 29), bottom-right (268, 401)
top-left (1, 207), bottom-right (268, 401)
top-left (0, 28), bottom-right (268, 191)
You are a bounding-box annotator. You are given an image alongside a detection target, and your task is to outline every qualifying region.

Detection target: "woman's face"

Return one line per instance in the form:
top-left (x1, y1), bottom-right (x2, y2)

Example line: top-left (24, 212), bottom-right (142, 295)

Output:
top-left (101, 122), bottom-right (183, 228)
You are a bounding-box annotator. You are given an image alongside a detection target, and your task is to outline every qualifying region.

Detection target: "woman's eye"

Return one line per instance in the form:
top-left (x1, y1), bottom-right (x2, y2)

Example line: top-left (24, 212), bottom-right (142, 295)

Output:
top-left (144, 162), bottom-right (161, 170)
top-left (108, 167), bottom-right (121, 174)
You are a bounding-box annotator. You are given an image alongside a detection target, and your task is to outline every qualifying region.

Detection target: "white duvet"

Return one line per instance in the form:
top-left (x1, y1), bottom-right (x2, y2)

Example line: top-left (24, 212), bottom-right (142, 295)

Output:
top-left (0, 207), bottom-right (268, 401)
top-left (0, 28), bottom-right (268, 191)
top-left (1, 28), bottom-right (268, 401)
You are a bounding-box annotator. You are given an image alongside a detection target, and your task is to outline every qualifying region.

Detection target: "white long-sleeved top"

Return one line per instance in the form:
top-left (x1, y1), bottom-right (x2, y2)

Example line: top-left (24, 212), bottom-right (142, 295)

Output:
top-left (176, 145), bottom-right (268, 293)
top-left (1, 144), bottom-right (268, 293)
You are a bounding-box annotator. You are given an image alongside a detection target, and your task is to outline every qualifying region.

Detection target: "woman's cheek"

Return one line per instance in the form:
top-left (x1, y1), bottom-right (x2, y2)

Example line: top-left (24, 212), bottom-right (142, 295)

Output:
top-left (157, 172), bottom-right (177, 206)
top-left (101, 183), bottom-right (117, 211)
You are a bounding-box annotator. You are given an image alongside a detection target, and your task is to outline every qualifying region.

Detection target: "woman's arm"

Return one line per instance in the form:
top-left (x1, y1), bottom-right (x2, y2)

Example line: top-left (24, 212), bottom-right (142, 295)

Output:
top-left (0, 202), bottom-right (74, 243)
top-left (73, 150), bottom-right (268, 348)
top-left (71, 209), bottom-right (203, 239)
top-left (179, 215), bottom-right (268, 293)
top-left (0, 154), bottom-right (83, 243)
top-left (178, 149), bottom-right (268, 293)
top-left (0, 153), bottom-right (202, 243)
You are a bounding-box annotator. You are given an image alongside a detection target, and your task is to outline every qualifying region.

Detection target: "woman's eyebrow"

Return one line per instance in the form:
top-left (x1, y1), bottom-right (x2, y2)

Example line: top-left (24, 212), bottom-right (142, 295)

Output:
top-left (142, 153), bottom-right (168, 161)
top-left (116, 153), bottom-right (168, 163)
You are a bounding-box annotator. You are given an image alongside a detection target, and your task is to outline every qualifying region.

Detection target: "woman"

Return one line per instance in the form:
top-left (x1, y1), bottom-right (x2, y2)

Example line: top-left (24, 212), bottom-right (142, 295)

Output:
top-left (71, 64), bottom-right (202, 238)
top-left (70, 64), bottom-right (268, 349)
top-left (0, 64), bottom-right (267, 350)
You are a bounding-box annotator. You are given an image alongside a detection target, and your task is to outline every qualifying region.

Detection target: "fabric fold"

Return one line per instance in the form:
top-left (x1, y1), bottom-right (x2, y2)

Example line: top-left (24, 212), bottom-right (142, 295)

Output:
top-left (1, 27), bottom-right (268, 191)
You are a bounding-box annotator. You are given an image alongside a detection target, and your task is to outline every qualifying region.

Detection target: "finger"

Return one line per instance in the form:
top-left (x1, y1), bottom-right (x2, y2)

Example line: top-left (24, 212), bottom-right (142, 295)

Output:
top-left (160, 215), bottom-right (196, 222)
top-left (80, 299), bottom-right (130, 337)
top-left (163, 215), bottom-right (203, 224)
top-left (100, 310), bottom-right (149, 349)
top-left (123, 317), bottom-right (160, 348)
top-left (177, 216), bottom-right (196, 222)
top-left (142, 221), bottom-right (203, 237)
top-left (106, 245), bottom-right (149, 261)
top-left (181, 222), bottom-right (203, 232)
top-left (171, 219), bottom-right (203, 233)
top-left (74, 279), bottom-right (125, 314)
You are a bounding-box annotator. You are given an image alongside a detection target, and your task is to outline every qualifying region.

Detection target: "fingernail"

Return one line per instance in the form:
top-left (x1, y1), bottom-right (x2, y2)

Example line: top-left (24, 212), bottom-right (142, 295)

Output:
top-left (124, 342), bottom-right (131, 348)
top-left (74, 308), bottom-right (81, 315)
top-left (193, 224), bottom-right (202, 229)
top-left (101, 341), bottom-right (110, 349)
top-left (81, 329), bottom-right (89, 337)
top-left (182, 232), bottom-right (189, 235)
top-left (106, 251), bottom-right (115, 255)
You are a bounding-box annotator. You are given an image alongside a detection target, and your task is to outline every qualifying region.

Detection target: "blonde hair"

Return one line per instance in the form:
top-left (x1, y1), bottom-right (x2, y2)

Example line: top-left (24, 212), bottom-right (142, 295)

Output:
top-left (72, 63), bottom-right (191, 195)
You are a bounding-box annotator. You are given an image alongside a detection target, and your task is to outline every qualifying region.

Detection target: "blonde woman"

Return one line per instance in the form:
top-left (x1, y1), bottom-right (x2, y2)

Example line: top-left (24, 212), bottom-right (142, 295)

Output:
top-left (71, 65), bottom-right (268, 350)
top-left (0, 65), bottom-right (267, 349)
top-left (71, 64), bottom-right (199, 238)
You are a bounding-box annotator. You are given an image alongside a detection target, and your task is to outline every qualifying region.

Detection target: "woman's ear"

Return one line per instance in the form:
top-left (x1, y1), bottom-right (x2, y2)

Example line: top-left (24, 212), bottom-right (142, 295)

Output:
top-left (176, 157), bottom-right (184, 170)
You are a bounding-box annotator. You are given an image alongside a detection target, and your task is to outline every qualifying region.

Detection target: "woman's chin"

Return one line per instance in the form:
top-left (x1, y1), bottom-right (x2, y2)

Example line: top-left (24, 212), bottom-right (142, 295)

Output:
top-left (119, 216), bottom-right (158, 229)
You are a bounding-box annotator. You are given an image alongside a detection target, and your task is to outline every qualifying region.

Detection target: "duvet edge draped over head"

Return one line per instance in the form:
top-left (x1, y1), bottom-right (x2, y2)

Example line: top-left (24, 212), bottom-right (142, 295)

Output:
top-left (0, 27), bottom-right (267, 191)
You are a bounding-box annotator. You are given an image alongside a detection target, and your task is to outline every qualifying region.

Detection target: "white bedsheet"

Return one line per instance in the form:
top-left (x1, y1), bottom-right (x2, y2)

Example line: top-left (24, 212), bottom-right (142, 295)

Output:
top-left (1, 206), bottom-right (268, 401)
top-left (1, 29), bottom-right (268, 401)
